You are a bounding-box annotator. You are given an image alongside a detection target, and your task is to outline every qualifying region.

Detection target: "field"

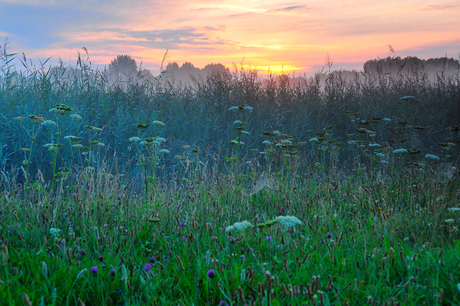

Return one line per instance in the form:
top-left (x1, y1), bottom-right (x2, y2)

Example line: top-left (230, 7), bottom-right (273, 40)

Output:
top-left (1, 46), bottom-right (460, 305)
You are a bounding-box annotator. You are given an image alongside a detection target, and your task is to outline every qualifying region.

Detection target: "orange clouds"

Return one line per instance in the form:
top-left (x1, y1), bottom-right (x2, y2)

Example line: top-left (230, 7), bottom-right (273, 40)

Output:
top-left (2, 0), bottom-right (459, 75)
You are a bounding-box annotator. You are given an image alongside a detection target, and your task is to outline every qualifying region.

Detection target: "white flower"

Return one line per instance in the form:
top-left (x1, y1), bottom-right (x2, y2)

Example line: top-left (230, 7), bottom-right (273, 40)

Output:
top-left (447, 208), bottom-right (460, 212)
top-left (225, 221), bottom-right (252, 232)
top-left (262, 140), bottom-right (272, 145)
top-left (159, 149), bottom-right (170, 154)
top-left (233, 120), bottom-right (242, 125)
top-left (243, 106), bottom-right (254, 111)
top-left (228, 106), bottom-right (239, 111)
top-left (273, 130), bottom-right (281, 136)
top-left (393, 149), bottom-right (408, 154)
top-left (369, 143), bottom-right (381, 147)
top-left (425, 154), bottom-right (440, 161)
top-left (380, 160), bottom-right (389, 164)
top-left (156, 137), bottom-right (166, 143)
top-left (41, 120), bottom-right (56, 127)
top-left (275, 216), bottom-right (303, 226)
top-left (129, 137), bottom-right (141, 143)
top-left (383, 118), bottom-right (392, 122)
top-left (70, 114), bottom-right (82, 121)
top-left (281, 140), bottom-right (292, 145)
top-left (152, 120), bottom-right (165, 127)
top-left (444, 219), bottom-right (455, 223)
top-left (375, 153), bottom-right (386, 158)
top-left (49, 228), bottom-right (61, 236)
top-left (309, 138), bottom-right (319, 143)
top-left (242, 131), bottom-right (250, 135)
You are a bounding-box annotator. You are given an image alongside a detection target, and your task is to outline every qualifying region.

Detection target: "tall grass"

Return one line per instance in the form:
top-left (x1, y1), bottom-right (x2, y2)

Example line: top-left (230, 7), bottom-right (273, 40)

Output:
top-left (0, 43), bottom-right (459, 305)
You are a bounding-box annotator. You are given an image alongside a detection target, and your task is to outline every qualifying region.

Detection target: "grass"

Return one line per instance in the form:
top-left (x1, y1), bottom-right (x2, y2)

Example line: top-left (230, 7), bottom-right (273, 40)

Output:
top-left (0, 43), bottom-right (460, 305)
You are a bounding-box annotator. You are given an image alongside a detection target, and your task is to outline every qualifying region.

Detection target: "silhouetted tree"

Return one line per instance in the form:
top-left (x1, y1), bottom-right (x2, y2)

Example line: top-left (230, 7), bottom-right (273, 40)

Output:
top-left (108, 55), bottom-right (138, 76)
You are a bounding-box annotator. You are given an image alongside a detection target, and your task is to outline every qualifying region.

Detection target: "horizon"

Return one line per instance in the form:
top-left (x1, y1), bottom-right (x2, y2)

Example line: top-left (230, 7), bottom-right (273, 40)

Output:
top-left (1, 0), bottom-right (459, 76)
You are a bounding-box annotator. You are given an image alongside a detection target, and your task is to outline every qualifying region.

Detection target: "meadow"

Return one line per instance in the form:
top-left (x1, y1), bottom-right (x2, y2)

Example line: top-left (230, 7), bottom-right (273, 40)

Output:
top-left (0, 45), bottom-right (459, 305)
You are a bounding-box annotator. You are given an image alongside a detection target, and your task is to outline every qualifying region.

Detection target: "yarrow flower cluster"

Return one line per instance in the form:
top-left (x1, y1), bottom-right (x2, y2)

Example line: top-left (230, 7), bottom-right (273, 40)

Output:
top-left (393, 149), bottom-right (408, 154)
top-left (225, 221), bottom-right (252, 232)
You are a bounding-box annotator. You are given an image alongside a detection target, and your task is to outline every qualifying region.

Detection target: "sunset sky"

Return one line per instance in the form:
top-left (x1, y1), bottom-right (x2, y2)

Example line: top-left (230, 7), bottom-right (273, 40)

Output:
top-left (1, 0), bottom-right (459, 75)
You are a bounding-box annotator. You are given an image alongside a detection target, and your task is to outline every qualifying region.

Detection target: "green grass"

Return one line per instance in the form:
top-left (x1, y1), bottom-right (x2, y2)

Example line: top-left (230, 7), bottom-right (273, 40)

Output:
top-left (0, 45), bottom-right (459, 305)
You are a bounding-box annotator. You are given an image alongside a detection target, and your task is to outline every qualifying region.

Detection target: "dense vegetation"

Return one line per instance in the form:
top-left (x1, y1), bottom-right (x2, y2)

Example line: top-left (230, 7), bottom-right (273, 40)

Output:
top-left (0, 44), bottom-right (459, 305)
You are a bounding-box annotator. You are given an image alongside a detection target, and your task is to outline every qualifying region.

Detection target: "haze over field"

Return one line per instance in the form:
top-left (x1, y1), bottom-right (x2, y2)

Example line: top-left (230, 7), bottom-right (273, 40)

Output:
top-left (1, 0), bottom-right (459, 75)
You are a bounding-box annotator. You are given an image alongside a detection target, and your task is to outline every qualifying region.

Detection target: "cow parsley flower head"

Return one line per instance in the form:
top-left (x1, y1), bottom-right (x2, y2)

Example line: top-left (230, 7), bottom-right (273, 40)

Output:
top-left (275, 216), bottom-right (303, 226)
top-left (393, 149), bottom-right (408, 154)
top-left (425, 154), bottom-right (440, 161)
top-left (225, 221), bottom-right (252, 232)
top-left (309, 138), bottom-right (319, 143)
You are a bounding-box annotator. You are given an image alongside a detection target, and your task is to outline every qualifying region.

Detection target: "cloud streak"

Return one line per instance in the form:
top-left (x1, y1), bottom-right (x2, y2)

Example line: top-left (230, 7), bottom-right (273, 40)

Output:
top-left (1, 0), bottom-right (458, 75)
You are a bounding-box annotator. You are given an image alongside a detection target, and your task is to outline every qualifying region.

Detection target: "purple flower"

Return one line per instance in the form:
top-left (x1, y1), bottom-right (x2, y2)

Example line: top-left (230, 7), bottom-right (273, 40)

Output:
top-left (326, 233), bottom-right (332, 239)
top-left (144, 263), bottom-right (152, 272)
top-left (179, 222), bottom-right (186, 227)
top-left (150, 256), bottom-right (155, 263)
top-left (164, 259), bottom-right (169, 263)
top-left (266, 236), bottom-right (272, 241)
top-left (102, 264), bottom-right (106, 269)
top-left (90, 266), bottom-right (98, 274)
top-left (110, 269), bottom-right (116, 276)
top-left (79, 248), bottom-right (86, 256)
top-left (181, 236), bottom-right (186, 241)
top-left (207, 269), bottom-right (216, 279)
top-left (240, 255), bottom-right (245, 261)
top-left (281, 207), bottom-right (285, 212)
top-left (117, 196), bottom-right (121, 200)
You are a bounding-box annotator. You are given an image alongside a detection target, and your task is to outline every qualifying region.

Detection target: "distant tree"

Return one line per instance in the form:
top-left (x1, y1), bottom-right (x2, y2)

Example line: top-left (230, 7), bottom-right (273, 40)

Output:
top-left (108, 55), bottom-right (138, 76)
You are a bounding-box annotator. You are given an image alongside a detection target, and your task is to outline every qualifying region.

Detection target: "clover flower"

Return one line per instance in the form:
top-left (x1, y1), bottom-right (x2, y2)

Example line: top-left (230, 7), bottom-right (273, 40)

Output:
top-left (90, 266), bottom-right (98, 275)
top-left (326, 233), bottom-right (332, 239)
top-left (207, 269), bottom-right (216, 279)
top-left (144, 264), bottom-right (152, 272)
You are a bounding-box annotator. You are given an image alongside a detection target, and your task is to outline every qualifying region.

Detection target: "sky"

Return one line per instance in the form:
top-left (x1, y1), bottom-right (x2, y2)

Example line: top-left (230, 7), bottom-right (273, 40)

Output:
top-left (1, 0), bottom-right (459, 76)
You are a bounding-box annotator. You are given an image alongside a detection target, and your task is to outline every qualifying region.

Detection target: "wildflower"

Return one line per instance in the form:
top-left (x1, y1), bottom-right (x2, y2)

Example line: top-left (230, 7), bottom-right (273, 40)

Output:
top-left (228, 106), bottom-right (239, 111)
top-left (240, 255), bottom-right (246, 261)
top-left (159, 149), bottom-right (170, 154)
top-left (152, 120), bottom-right (165, 127)
top-left (326, 233), bottom-right (332, 239)
top-left (383, 118), bottom-right (391, 122)
top-left (164, 259), bottom-right (169, 263)
top-left (72, 144), bottom-right (84, 149)
top-left (393, 149), bottom-right (408, 154)
top-left (447, 208), bottom-right (460, 212)
top-left (69, 114), bottom-right (82, 121)
top-left (144, 264), bottom-right (152, 272)
top-left (375, 153), bottom-right (385, 158)
top-left (129, 137), bottom-right (141, 143)
top-left (150, 256), bottom-right (155, 263)
top-left (90, 266), bottom-right (98, 275)
top-left (79, 248), bottom-right (86, 256)
top-left (179, 222), bottom-right (186, 227)
top-left (380, 160), bottom-right (389, 164)
top-left (243, 105), bottom-right (253, 111)
top-left (262, 140), bottom-right (272, 145)
top-left (41, 120), bottom-right (57, 127)
top-left (273, 130), bottom-right (281, 136)
top-left (207, 269), bottom-right (216, 279)
top-left (425, 154), bottom-right (440, 161)
top-left (156, 137), bottom-right (167, 143)
top-left (229, 140), bottom-right (245, 145)
top-left (444, 219), bottom-right (455, 223)
top-left (369, 143), bottom-right (381, 147)
top-left (266, 236), bottom-right (273, 241)
top-left (225, 221), bottom-right (252, 232)
top-left (49, 228), bottom-right (61, 236)
top-left (309, 138), bottom-right (319, 143)
top-left (110, 269), bottom-right (116, 276)
top-left (275, 215), bottom-right (303, 226)
top-left (233, 120), bottom-right (242, 125)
